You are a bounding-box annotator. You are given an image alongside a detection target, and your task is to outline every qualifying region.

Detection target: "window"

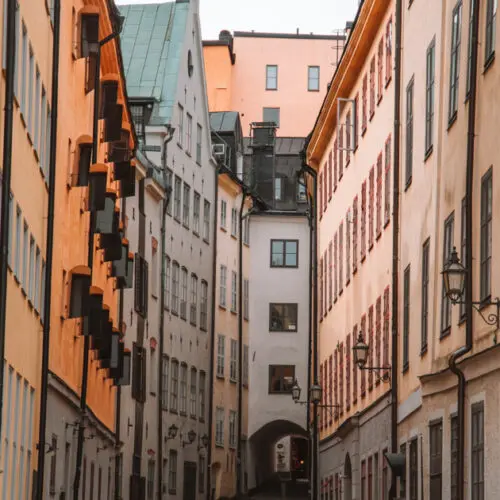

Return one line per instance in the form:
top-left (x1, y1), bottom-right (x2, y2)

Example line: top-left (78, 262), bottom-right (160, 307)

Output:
top-left (269, 365), bottom-right (295, 393)
top-left (34, 68), bottom-right (40, 152)
top-left (426, 39), bottom-right (435, 154)
top-left (362, 74), bottom-right (367, 133)
top-left (441, 213), bottom-right (454, 333)
top-left (243, 278), bottom-right (249, 320)
top-left (346, 112), bottom-right (351, 164)
top-left (171, 261), bottom-right (179, 315)
top-left (480, 169), bottom-right (492, 302)
top-left (346, 212), bottom-right (351, 283)
top-left (361, 460), bottom-right (366, 500)
top-left (28, 236), bottom-right (34, 302)
top-left (460, 198), bottom-right (467, 319)
top-left (165, 169), bottom-right (173, 215)
top-left (485, 0), bottom-right (497, 62)
top-left (190, 274), bottom-right (198, 325)
top-left (49, 434), bottom-right (57, 494)
top-left (263, 107), bottom-right (280, 127)
top-left (177, 104), bottom-right (184, 147)
top-left (219, 265), bottom-right (227, 307)
top-left (21, 24), bottom-right (27, 115)
top-left (421, 238), bottom-right (430, 353)
top-left (328, 242), bottom-right (333, 304)
top-left (471, 401), bottom-right (484, 500)
top-left (266, 64), bottom-right (278, 90)
top-left (368, 168), bottom-right (374, 249)
top-left (231, 207), bottom-right (238, 236)
top-left (190, 367), bottom-right (197, 417)
top-left (403, 265), bottom-right (410, 372)
top-left (308, 66), bottom-right (320, 91)
top-left (151, 245), bottom-right (158, 298)
top-left (405, 77), bottom-right (414, 187)
top-left (450, 415), bottom-right (459, 500)
top-left (186, 113), bottom-right (192, 154)
top-left (203, 200), bottom-right (210, 242)
top-left (334, 232), bottom-right (338, 300)
top-left (385, 136), bottom-right (391, 225)
top-left (134, 255), bottom-right (149, 317)
top-left (220, 200), bottom-right (227, 228)
top-left (409, 439), bottom-right (418, 500)
top-left (168, 450), bottom-right (177, 494)
top-left (199, 370), bottom-right (206, 419)
top-left (27, 47), bottom-right (34, 136)
top-left (231, 271), bottom-right (237, 312)
top-left (383, 287), bottom-right (390, 366)
top-left (274, 177), bottom-right (284, 201)
top-left (196, 123), bottom-right (202, 164)
top-left (230, 339), bottom-right (238, 382)
top-left (378, 38), bottom-right (384, 101)
top-left (466, 0), bottom-right (475, 95)
top-left (269, 303), bottom-right (298, 332)
top-left (399, 443), bottom-right (407, 498)
top-left (198, 455), bottom-right (205, 493)
top-left (180, 267), bottom-right (188, 320)
top-left (243, 345), bottom-right (249, 386)
top-left (22, 222), bottom-right (28, 289)
top-left (132, 343), bottom-right (147, 403)
top-left (179, 363), bottom-right (187, 414)
top-left (200, 280), bottom-right (208, 330)
top-left (386, 18), bottom-right (393, 83)
top-left (449, 2), bottom-right (462, 121)
top-left (243, 217), bottom-right (250, 245)
top-left (7, 194), bottom-right (12, 268)
top-left (376, 154), bottom-right (382, 237)
top-left (229, 410), bottom-right (237, 448)
top-left (174, 176), bottom-right (182, 221)
top-left (193, 192), bottom-right (200, 235)
top-left (270, 239), bottom-right (298, 268)
top-left (161, 355), bottom-right (169, 410)
top-left (217, 335), bottom-right (225, 377)
top-left (170, 359), bottom-right (179, 411)
top-left (215, 407), bottom-right (224, 446)
top-left (430, 420), bottom-right (443, 500)
top-left (361, 181), bottom-right (367, 259)
top-left (183, 183), bottom-right (190, 228)
top-left (370, 56), bottom-right (375, 117)
top-left (14, 205), bottom-right (21, 277)
top-left (147, 460), bottom-right (155, 500)
top-left (164, 256), bottom-right (171, 310)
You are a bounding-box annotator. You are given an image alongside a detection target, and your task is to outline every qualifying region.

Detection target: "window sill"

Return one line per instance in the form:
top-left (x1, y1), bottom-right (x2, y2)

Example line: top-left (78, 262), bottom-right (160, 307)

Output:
top-left (203, 237), bottom-right (210, 245)
top-left (150, 391), bottom-right (156, 397)
top-left (376, 231), bottom-right (382, 241)
top-left (190, 414), bottom-right (197, 420)
top-left (190, 320), bottom-right (197, 327)
top-left (369, 111), bottom-right (375, 122)
top-left (230, 233), bottom-right (237, 240)
top-left (27, 131), bottom-right (33, 146)
top-left (377, 94), bottom-right (383, 106)
top-left (361, 127), bottom-right (367, 138)
top-left (440, 327), bottom-right (451, 340)
top-left (219, 304), bottom-right (226, 311)
top-left (173, 217), bottom-right (181, 224)
top-left (346, 278), bottom-right (350, 287)
top-left (385, 76), bottom-right (392, 89)
top-left (230, 309), bottom-right (237, 315)
top-left (199, 417), bottom-right (205, 423)
top-left (447, 112), bottom-right (457, 131)
top-left (402, 364), bottom-right (409, 374)
top-left (215, 444), bottom-right (224, 449)
top-left (220, 226), bottom-right (227, 232)
top-left (368, 243), bottom-right (374, 252)
top-left (230, 378), bottom-right (237, 384)
top-left (353, 266), bottom-right (358, 275)
top-left (183, 223), bottom-right (190, 231)
top-left (200, 326), bottom-right (207, 332)
top-left (168, 490), bottom-right (177, 496)
top-left (171, 311), bottom-right (178, 317)
top-left (13, 274), bottom-right (20, 285)
top-left (179, 411), bottom-right (187, 417)
top-left (361, 254), bottom-right (366, 264)
top-left (177, 142), bottom-right (183, 150)
top-left (151, 294), bottom-right (158, 301)
top-left (193, 230), bottom-right (200, 238)
top-left (424, 145), bottom-right (433, 162)
top-left (243, 242), bottom-right (250, 248)
top-left (216, 374), bottom-right (225, 380)
top-left (384, 218), bottom-right (390, 229)
top-left (420, 345), bottom-right (428, 357)
top-left (186, 151), bottom-right (192, 158)
top-left (484, 51), bottom-right (495, 74)
top-left (339, 289), bottom-right (343, 296)
top-left (308, 88), bottom-right (320, 93)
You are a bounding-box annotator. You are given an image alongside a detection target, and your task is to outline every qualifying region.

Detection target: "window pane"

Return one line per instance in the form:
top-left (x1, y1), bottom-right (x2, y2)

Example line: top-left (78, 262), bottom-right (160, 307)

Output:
top-left (271, 241), bottom-right (284, 266)
top-left (285, 241), bottom-right (298, 266)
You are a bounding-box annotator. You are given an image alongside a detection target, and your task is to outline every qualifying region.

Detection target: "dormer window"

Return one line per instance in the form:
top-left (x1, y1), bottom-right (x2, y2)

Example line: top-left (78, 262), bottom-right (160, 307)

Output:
top-left (80, 14), bottom-right (99, 58)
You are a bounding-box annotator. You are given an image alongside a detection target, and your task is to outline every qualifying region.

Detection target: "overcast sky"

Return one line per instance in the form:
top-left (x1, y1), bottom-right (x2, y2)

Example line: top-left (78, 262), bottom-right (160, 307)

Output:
top-left (115, 0), bottom-right (359, 40)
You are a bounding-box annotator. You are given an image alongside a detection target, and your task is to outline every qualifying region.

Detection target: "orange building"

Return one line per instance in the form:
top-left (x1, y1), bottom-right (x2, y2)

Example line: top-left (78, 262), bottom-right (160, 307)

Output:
top-left (43, 0), bottom-right (135, 497)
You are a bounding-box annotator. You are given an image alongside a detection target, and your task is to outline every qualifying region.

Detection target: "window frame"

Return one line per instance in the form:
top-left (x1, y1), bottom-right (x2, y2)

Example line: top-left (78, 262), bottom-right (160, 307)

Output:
top-left (266, 64), bottom-right (278, 90)
top-left (480, 168), bottom-right (492, 302)
top-left (270, 239), bottom-right (299, 268)
top-left (441, 212), bottom-right (455, 335)
top-left (448, 1), bottom-right (462, 123)
top-left (403, 264), bottom-right (411, 372)
top-left (425, 38), bottom-right (435, 155)
top-left (421, 238), bottom-right (430, 354)
top-left (269, 303), bottom-right (298, 332)
top-left (308, 65), bottom-right (320, 91)
top-left (405, 76), bottom-right (414, 188)
top-left (471, 401), bottom-right (485, 500)
top-left (429, 419), bottom-right (443, 500)
top-left (268, 365), bottom-right (296, 394)
top-left (485, 0), bottom-right (497, 64)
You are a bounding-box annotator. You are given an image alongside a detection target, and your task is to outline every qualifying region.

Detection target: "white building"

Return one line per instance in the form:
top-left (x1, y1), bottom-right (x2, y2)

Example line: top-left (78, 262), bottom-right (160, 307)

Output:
top-left (119, 1), bottom-right (215, 498)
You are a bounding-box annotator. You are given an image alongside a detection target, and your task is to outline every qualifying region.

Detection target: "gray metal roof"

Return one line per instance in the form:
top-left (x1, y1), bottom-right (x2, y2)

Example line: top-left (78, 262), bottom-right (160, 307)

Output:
top-left (119, 2), bottom-right (189, 125)
top-left (243, 137), bottom-right (305, 155)
top-left (209, 111), bottom-right (240, 133)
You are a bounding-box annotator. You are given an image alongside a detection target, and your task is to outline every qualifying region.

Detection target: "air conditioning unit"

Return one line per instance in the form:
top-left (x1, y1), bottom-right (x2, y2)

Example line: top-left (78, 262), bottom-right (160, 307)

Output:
top-left (212, 143), bottom-right (226, 157)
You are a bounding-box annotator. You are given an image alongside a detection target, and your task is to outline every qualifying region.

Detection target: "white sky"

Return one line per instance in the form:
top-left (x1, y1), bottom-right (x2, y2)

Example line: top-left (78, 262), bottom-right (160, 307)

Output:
top-left (115, 0), bottom-right (359, 40)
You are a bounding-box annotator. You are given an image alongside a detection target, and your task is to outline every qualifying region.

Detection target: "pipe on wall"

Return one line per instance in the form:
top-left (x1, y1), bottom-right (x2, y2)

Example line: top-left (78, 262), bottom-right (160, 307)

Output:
top-left (389, 0), bottom-right (402, 498)
top-left (35, 0), bottom-right (61, 497)
top-left (448, 1), bottom-right (480, 500)
top-left (0, 0), bottom-right (17, 453)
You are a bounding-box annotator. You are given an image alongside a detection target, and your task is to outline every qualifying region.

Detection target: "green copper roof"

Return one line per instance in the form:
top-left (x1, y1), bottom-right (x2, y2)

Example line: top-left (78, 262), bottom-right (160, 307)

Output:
top-left (119, 2), bottom-right (189, 125)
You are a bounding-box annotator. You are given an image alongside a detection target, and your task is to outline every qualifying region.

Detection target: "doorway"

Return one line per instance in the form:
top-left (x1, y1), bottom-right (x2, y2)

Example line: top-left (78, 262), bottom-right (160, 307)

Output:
top-left (183, 461), bottom-right (197, 500)
top-left (343, 454), bottom-right (352, 500)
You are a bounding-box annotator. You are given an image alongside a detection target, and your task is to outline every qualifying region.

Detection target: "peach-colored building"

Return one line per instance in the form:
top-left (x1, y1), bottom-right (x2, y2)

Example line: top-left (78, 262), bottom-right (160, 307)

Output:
top-left (0, 0), bottom-right (53, 497)
top-left (307, 0), bottom-right (395, 497)
top-left (204, 30), bottom-right (346, 137)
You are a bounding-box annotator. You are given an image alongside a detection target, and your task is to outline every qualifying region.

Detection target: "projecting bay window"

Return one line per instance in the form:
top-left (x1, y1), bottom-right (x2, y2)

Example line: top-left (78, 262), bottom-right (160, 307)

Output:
top-left (269, 303), bottom-right (297, 332)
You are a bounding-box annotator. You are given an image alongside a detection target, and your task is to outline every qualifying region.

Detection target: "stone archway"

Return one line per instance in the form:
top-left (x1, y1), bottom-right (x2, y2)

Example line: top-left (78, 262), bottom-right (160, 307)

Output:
top-left (343, 453), bottom-right (352, 500)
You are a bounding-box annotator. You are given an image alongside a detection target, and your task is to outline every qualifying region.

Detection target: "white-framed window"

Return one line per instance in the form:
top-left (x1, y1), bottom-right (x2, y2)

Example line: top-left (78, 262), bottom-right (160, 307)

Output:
top-left (203, 200), bottom-right (210, 242)
top-left (190, 274), bottom-right (198, 325)
top-left (199, 371), bottom-right (206, 419)
top-left (174, 176), bottom-right (182, 221)
top-left (149, 347), bottom-right (157, 395)
top-left (243, 217), bottom-right (250, 245)
top-left (219, 265), bottom-right (227, 307)
top-left (193, 192), bottom-right (200, 235)
top-left (217, 335), bottom-right (225, 377)
top-left (196, 123), bottom-right (202, 164)
top-left (164, 256), bottom-right (171, 310)
top-left (180, 267), bottom-right (188, 320)
top-left (220, 200), bottom-right (227, 228)
top-left (229, 410), bottom-right (237, 448)
top-left (231, 208), bottom-right (238, 236)
top-left (170, 359), bottom-right (179, 411)
top-left (171, 261), bottom-right (180, 314)
top-left (177, 104), bottom-right (184, 147)
top-left (183, 183), bottom-right (190, 228)
top-left (200, 280), bottom-right (208, 331)
top-left (230, 339), bottom-right (237, 382)
top-left (186, 113), bottom-right (193, 154)
top-left (308, 65), bottom-right (320, 91)
top-left (231, 271), bottom-right (237, 312)
top-left (266, 64), bottom-right (278, 90)
top-left (190, 367), bottom-right (197, 417)
top-left (161, 355), bottom-right (169, 410)
top-left (215, 407), bottom-right (224, 446)
top-left (179, 363), bottom-right (187, 414)
top-left (243, 279), bottom-right (249, 320)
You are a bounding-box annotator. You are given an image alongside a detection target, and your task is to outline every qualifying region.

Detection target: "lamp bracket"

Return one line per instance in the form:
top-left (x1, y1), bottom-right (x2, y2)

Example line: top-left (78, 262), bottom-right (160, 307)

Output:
top-left (450, 297), bottom-right (500, 329)
top-left (358, 365), bottom-right (392, 384)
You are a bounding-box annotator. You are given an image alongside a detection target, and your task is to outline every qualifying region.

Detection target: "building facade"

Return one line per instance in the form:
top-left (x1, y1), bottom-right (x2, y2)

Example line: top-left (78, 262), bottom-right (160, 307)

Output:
top-left (119, 1), bottom-right (215, 498)
top-left (307, 0), bottom-right (395, 497)
top-left (0, 0), bottom-right (53, 496)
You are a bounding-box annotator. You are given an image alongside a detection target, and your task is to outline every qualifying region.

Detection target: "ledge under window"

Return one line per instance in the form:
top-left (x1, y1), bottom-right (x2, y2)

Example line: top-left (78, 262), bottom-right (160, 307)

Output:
top-left (447, 111), bottom-right (458, 131)
top-left (484, 51), bottom-right (495, 74)
top-left (440, 327), bottom-right (451, 340)
top-left (424, 145), bottom-right (433, 163)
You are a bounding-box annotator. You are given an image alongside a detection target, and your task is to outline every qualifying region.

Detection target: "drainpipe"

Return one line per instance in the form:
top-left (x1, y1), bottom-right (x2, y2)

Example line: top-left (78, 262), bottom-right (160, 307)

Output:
top-left (306, 190), bottom-right (313, 487)
top-left (0, 0), bottom-right (17, 450)
top-left (389, 0), bottom-right (402, 498)
top-left (157, 127), bottom-right (174, 500)
top-left (206, 162), bottom-right (220, 500)
top-left (236, 188), bottom-right (248, 498)
top-left (114, 196), bottom-right (126, 500)
top-left (448, 1), bottom-right (479, 499)
top-left (73, 26), bottom-right (123, 500)
top-left (34, 0), bottom-right (61, 497)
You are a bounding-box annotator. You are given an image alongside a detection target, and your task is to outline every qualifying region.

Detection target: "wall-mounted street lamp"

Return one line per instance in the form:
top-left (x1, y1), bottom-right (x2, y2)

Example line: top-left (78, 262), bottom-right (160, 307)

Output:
top-left (165, 424), bottom-right (178, 441)
top-left (443, 247), bottom-right (500, 329)
top-left (352, 333), bottom-right (391, 383)
top-left (181, 430), bottom-right (197, 448)
top-left (291, 381), bottom-right (341, 418)
top-left (197, 434), bottom-right (209, 451)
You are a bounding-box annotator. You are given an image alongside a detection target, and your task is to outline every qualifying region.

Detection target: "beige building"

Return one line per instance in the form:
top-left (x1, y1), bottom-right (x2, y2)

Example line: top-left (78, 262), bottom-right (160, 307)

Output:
top-left (307, 0), bottom-right (395, 497)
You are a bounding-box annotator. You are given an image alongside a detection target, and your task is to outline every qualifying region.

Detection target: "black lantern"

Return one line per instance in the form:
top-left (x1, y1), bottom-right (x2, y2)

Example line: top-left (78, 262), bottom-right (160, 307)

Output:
top-left (353, 332), bottom-right (369, 368)
top-left (442, 246), bottom-right (466, 303)
top-left (187, 430), bottom-right (197, 444)
top-left (167, 424), bottom-right (178, 440)
top-left (201, 434), bottom-right (209, 448)
top-left (309, 384), bottom-right (322, 406)
top-left (291, 381), bottom-right (301, 402)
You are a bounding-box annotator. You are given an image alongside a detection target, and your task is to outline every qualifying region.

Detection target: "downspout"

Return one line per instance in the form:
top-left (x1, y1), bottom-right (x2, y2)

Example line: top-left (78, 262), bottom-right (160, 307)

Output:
top-left (448, 1), bottom-right (479, 499)
top-left (35, 0), bottom-right (61, 497)
top-left (236, 188), bottom-right (247, 497)
top-left (389, 0), bottom-right (402, 498)
top-left (0, 0), bottom-right (17, 447)
top-left (115, 198), bottom-right (125, 500)
top-left (306, 190), bottom-right (313, 486)
top-left (73, 26), bottom-right (123, 500)
top-left (206, 162), bottom-right (220, 500)
top-left (157, 128), bottom-right (174, 500)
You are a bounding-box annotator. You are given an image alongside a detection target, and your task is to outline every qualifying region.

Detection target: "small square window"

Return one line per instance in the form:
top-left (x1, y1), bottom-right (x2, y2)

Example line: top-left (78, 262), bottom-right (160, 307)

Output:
top-left (269, 303), bottom-right (298, 332)
top-left (271, 239), bottom-right (298, 268)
